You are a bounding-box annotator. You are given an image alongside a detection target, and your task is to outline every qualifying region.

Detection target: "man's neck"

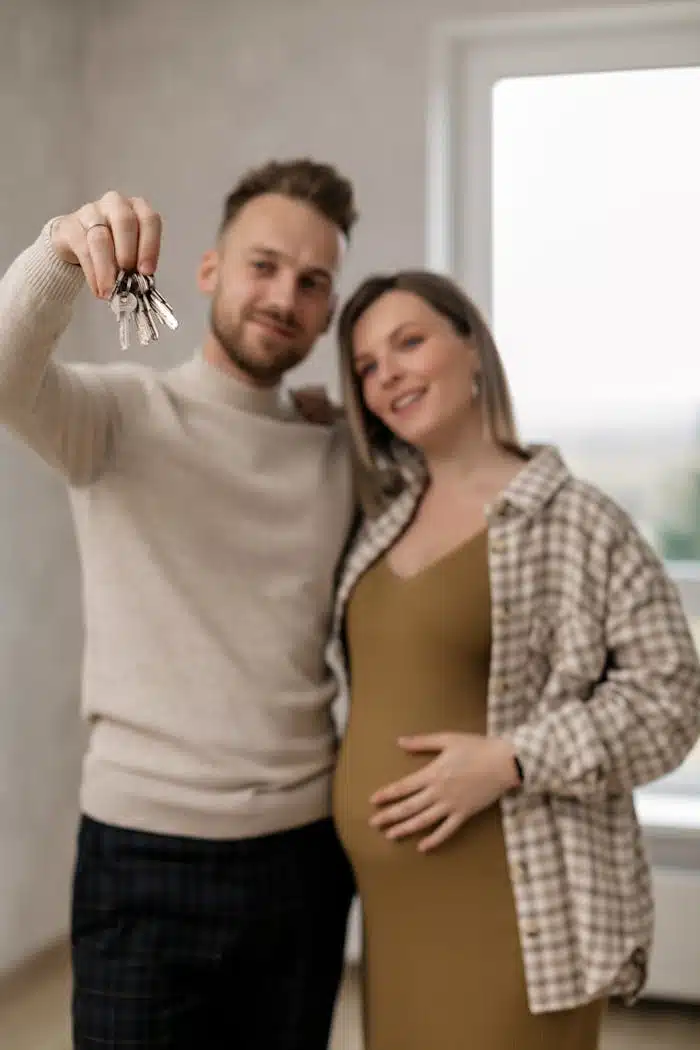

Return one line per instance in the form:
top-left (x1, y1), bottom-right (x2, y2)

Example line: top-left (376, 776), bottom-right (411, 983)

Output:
top-left (201, 334), bottom-right (279, 391)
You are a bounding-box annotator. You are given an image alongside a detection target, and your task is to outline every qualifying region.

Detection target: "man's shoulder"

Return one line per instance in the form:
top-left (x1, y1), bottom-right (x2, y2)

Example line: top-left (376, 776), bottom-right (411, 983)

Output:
top-left (67, 358), bottom-right (178, 424)
top-left (70, 357), bottom-right (176, 394)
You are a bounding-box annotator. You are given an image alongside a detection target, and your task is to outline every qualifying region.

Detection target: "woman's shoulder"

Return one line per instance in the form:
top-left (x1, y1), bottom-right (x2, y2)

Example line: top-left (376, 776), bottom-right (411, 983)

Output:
top-left (538, 445), bottom-right (657, 558)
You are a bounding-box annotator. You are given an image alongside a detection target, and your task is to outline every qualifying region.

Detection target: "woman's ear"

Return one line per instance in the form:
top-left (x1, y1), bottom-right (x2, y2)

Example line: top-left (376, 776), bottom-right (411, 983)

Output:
top-left (197, 249), bottom-right (219, 296)
top-left (465, 339), bottom-right (481, 375)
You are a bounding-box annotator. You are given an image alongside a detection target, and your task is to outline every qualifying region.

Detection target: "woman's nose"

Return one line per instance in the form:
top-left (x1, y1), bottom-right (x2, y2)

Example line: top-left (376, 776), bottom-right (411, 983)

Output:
top-left (377, 358), bottom-right (401, 388)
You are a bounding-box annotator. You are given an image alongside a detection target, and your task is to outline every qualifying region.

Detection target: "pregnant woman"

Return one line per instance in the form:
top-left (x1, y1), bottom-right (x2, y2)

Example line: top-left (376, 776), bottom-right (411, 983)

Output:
top-left (330, 270), bottom-right (700, 1050)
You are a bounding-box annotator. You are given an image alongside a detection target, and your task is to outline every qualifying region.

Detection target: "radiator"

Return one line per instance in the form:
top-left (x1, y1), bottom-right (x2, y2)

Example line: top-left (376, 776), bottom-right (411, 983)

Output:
top-left (645, 866), bottom-right (700, 1002)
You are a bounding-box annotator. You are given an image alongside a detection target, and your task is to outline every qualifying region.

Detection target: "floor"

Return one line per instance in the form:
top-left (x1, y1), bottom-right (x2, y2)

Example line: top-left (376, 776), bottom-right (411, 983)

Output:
top-left (1, 943), bottom-right (698, 1049)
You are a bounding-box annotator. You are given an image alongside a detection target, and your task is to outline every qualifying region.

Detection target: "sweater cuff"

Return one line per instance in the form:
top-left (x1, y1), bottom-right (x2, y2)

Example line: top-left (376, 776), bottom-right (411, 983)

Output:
top-left (22, 218), bottom-right (86, 304)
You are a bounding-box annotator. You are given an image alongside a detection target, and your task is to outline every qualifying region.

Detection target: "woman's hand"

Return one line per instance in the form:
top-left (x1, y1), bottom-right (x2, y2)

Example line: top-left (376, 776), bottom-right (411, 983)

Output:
top-left (369, 732), bottom-right (521, 852)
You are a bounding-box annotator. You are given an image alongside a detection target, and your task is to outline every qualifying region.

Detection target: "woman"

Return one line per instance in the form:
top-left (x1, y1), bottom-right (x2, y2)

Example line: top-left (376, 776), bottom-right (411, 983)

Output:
top-left (328, 271), bottom-right (700, 1050)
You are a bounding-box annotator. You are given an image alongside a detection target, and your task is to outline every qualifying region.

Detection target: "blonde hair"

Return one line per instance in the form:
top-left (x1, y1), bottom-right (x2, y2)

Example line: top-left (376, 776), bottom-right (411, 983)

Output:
top-left (337, 270), bottom-right (523, 514)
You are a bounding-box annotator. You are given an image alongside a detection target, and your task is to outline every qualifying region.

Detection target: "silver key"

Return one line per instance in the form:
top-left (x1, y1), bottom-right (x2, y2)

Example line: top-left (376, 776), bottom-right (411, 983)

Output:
top-left (107, 270), bottom-right (178, 349)
top-left (135, 275), bottom-right (160, 342)
top-left (109, 269), bottom-right (128, 301)
top-left (112, 291), bottom-right (138, 350)
top-left (146, 278), bottom-right (179, 331)
top-left (133, 294), bottom-right (152, 347)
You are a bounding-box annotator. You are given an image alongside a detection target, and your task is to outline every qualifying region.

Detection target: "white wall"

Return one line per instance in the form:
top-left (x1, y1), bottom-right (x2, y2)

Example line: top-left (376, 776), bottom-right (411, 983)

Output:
top-left (1, 0), bottom-right (664, 971)
top-left (0, 0), bottom-right (87, 974)
top-left (80, 0), bottom-right (645, 389)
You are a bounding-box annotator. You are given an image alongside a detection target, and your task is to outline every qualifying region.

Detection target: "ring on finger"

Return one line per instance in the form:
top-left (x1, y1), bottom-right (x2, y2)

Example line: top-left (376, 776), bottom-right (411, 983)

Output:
top-left (81, 220), bottom-right (110, 235)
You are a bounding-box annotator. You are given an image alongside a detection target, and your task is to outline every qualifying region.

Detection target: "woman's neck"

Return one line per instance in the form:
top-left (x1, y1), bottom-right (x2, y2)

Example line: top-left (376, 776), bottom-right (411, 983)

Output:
top-left (421, 424), bottom-right (526, 502)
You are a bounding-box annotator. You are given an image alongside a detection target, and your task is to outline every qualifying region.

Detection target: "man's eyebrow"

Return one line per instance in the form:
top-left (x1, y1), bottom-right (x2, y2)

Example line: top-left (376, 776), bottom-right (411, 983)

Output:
top-left (249, 245), bottom-right (333, 285)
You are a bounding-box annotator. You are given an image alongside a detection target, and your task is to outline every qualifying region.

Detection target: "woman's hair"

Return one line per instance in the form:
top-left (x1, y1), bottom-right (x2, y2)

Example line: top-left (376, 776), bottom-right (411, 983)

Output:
top-left (337, 270), bottom-right (523, 514)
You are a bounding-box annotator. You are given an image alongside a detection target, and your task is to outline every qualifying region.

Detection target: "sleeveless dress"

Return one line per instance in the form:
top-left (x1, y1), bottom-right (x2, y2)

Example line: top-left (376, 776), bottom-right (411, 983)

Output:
top-left (333, 532), bottom-right (604, 1050)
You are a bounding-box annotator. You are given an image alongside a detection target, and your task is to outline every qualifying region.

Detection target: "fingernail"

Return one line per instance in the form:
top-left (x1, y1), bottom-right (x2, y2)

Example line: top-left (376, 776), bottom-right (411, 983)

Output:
top-left (139, 260), bottom-right (155, 274)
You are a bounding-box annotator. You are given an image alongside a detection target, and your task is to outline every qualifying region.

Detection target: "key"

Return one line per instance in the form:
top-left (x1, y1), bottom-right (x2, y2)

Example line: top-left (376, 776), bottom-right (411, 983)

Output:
top-left (146, 277), bottom-right (179, 331)
top-left (133, 294), bottom-right (153, 347)
top-left (106, 270), bottom-right (178, 349)
top-left (112, 290), bottom-right (138, 350)
top-left (134, 274), bottom-right (160, 342)
top-left (108, 269), bottom-right (127, 302)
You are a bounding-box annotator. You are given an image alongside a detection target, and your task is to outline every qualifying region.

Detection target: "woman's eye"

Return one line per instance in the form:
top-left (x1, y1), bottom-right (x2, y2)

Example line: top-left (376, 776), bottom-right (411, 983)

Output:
top-left (402, 334), bottom-right (423, 348)
top-left (358, 362), bottom-right (376, 379)
top-left (252, 260), bottom-right (273, 274)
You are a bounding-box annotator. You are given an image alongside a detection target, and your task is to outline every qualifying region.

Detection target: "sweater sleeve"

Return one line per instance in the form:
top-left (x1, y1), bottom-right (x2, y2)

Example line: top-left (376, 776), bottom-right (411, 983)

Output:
top-left (511, 526), bottom-right (700, 801)
top-left (0, 219), bottom-right (121, 485)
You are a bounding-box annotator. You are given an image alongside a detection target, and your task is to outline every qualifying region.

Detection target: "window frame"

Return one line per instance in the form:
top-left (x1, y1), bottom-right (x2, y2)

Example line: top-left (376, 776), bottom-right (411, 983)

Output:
top-left (426, 2), bottom-right (700, 814)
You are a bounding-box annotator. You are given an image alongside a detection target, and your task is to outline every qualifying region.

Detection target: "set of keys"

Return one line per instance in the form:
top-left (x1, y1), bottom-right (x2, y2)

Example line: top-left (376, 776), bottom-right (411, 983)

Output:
top-left (108, 270), bottom-right (179, 350)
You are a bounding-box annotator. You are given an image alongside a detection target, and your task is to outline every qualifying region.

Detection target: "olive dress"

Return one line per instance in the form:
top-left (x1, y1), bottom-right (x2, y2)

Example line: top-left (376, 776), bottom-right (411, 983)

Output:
top-left (332, 531), bottom-right (604, 1050)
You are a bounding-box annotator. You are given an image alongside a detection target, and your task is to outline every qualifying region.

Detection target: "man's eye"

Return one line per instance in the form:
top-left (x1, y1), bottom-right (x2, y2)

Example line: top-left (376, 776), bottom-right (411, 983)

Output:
top-left (299, 277), bottom-right (325, 294)
top-left (252, 260), bottom-right (274, 274)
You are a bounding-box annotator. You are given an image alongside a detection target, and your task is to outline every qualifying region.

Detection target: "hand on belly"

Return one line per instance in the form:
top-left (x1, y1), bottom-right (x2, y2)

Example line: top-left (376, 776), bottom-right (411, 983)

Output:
top-left (365, 731), bottom-right (520, 853)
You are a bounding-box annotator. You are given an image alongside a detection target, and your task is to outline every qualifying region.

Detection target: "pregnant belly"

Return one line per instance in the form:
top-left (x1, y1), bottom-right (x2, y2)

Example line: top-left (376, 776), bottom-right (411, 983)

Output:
top-left (333, 698), bottom-right (476, 881)
top-left (331, 688), bottom-right (503, 889)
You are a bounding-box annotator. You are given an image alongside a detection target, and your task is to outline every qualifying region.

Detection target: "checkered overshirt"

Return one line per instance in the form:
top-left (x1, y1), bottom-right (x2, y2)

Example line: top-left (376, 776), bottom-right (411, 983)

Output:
top-left (326, 445), bottom-right (700, 1013)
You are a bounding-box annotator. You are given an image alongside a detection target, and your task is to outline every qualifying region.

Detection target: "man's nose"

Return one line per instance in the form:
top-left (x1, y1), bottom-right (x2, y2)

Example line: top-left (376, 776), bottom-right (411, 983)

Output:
top-left (266, 275), bottom-right (297, 316)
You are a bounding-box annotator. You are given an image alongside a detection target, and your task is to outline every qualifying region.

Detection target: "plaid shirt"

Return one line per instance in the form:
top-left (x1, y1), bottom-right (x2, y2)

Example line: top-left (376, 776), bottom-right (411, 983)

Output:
top-left (326, 445), bottom-right (700, 1014)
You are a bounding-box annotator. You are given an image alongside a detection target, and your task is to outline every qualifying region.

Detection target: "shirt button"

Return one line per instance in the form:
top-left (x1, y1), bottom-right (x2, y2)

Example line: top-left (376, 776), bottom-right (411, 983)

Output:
top-left (522, 921), bottom-right (540, 938)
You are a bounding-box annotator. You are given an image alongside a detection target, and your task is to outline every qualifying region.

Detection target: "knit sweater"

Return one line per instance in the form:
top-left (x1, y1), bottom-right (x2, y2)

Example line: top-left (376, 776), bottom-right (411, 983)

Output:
top-left (0, 221), bottom-right (355, 839)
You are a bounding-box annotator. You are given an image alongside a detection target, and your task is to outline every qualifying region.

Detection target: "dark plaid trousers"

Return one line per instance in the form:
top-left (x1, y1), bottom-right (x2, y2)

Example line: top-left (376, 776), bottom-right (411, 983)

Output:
top-left (71, 814), bottom-right (355, 1049)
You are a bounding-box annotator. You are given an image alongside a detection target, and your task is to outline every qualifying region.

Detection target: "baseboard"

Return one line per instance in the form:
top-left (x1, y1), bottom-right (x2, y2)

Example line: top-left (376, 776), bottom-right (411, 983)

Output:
top-left (0, 938), bottom-right (70, 1005)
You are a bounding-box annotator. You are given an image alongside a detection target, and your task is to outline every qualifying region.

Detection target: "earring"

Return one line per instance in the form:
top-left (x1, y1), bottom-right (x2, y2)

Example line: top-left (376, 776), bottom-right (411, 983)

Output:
top-left (472, 374), bottom-right (482, 399)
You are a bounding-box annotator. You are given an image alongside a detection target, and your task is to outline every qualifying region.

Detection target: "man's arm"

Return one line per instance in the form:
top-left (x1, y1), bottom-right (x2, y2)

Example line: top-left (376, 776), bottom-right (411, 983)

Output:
top-left (0, 193), bottom-right (162, 485)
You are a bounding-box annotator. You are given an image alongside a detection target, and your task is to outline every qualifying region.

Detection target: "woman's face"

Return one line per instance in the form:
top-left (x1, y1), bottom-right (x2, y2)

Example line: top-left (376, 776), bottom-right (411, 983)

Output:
top-left (350, 289), bottom-right (479, 451)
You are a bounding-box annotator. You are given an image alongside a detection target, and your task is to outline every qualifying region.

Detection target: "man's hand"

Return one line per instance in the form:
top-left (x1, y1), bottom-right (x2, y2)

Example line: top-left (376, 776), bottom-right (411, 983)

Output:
top-left (51, 192), bottom-right (162, 300)
top-left (291, 385), bottom-right (344, 425)
top-left (369, 732), bottom-right (521, 852)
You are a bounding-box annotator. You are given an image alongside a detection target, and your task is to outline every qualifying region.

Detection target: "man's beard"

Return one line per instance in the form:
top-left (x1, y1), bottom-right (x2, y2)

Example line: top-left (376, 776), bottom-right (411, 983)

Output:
top-left (210, 300), bottom-right (308, 384)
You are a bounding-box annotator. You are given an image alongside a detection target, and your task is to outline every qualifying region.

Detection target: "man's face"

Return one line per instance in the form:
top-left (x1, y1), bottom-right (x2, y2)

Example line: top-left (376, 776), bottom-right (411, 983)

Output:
top-left (199, 193), bottom-right (344, 384)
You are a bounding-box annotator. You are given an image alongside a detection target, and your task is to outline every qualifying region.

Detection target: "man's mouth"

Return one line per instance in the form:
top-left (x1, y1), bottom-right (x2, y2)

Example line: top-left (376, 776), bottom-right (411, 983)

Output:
top-left (252, 316), bottom-right (297, 340)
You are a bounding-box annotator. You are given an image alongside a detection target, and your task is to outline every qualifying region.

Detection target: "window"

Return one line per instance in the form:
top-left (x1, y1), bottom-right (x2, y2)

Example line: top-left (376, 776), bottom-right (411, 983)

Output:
top-left (492, 66), bottom-right (700, 796)
top-left (428, 5), bottom-right (700, 801)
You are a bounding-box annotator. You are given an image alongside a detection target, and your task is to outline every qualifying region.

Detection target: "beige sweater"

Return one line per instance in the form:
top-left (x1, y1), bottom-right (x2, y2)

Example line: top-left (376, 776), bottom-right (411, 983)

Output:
top-left (0, 221), bottom-right (355, 839)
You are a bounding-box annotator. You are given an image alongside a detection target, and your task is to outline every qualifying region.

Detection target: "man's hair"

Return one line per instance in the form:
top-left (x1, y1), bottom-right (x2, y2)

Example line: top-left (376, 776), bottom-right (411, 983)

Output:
top-left (219, 158), bottom-right (358, 239)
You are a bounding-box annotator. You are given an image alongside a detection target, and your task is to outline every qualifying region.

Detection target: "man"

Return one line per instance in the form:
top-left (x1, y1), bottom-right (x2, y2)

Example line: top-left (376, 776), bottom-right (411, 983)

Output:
top-left (0, 159), bottom-right (358, 1049)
